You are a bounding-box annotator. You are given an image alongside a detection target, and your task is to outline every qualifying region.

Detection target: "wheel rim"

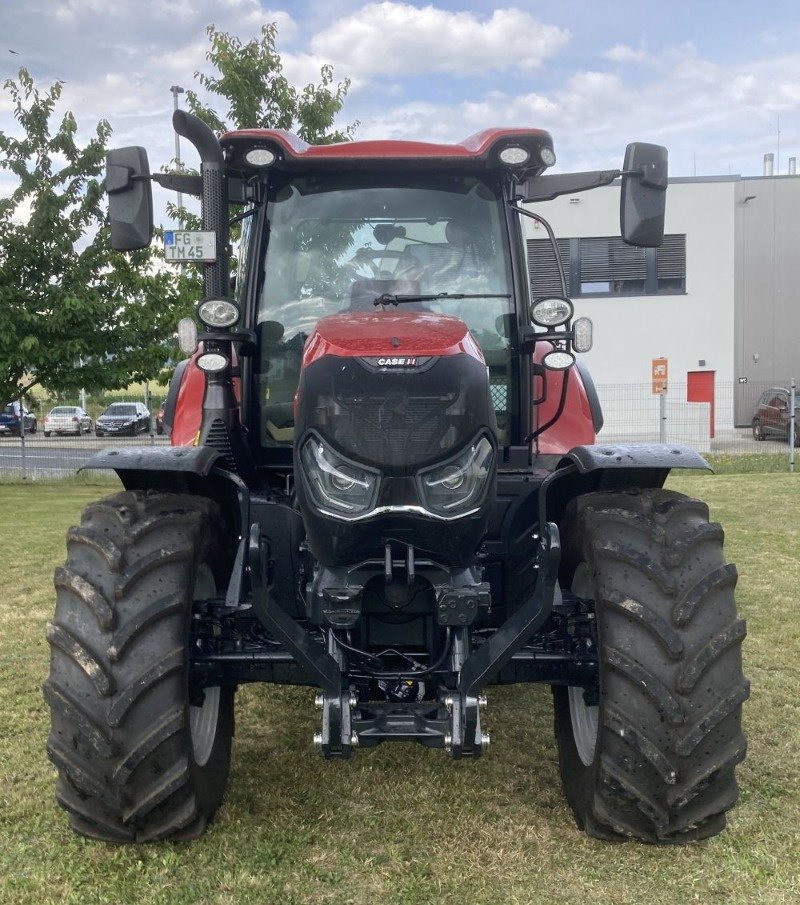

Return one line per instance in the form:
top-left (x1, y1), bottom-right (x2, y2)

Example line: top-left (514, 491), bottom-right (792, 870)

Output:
top-left (568, 686), bottom-right (599, 767)
top-left (189, 563), bottom-right (220, 767)
top-left (568, 563), bottom-right (599, 767)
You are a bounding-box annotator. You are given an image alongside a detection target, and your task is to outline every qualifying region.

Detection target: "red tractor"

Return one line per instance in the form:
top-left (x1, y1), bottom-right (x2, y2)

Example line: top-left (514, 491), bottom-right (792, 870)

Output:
top-left (44, 112), bottom-right (748, 844)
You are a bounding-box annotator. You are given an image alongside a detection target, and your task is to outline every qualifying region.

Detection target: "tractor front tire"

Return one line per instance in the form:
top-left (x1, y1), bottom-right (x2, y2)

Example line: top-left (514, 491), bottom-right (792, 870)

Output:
top-left (44, 491), bottom-right (234, 842)
top-left (554, 488), bottom-right (748, 843)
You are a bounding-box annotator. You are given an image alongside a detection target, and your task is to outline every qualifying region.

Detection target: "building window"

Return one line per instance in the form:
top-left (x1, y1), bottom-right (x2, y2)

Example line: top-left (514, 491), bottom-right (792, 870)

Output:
top-left (527, 234), bottom-right (686, 298)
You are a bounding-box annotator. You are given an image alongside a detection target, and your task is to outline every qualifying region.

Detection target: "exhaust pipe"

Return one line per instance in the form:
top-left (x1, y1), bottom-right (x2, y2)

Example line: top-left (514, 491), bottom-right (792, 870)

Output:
top-left (172, 110), bottom-right (229, 299)
top-left (171, 111), bottom-right (255, 479)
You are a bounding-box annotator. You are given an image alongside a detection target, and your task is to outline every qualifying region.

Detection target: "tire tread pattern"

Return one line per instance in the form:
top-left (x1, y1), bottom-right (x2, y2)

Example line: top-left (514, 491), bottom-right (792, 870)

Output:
top-left (555, 488), bottom-right (748, 843)
top-left (44, 490), bottom-right (232, 843)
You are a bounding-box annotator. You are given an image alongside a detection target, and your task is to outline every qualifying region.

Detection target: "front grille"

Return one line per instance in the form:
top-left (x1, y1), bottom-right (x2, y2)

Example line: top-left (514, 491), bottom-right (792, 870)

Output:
top-left (334, 397), bottom-right (451, 465)
top-left (296, 353), bottom-right (495, 474)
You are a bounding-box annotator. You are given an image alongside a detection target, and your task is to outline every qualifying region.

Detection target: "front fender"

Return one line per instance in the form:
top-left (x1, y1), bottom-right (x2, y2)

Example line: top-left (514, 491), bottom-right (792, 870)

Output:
top-left (560, 443), bottom-right (710, 474)
top-left (540, 443), bottom-right (710, 529)
top-left (81, 445), bottom-right (223, 478)
top-left (80, 445), bottom-right (245, 542)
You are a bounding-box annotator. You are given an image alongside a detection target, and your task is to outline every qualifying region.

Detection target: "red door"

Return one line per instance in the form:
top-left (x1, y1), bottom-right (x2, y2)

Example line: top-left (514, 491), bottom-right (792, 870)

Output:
top-left (687, 371), bottom-right (715, 438)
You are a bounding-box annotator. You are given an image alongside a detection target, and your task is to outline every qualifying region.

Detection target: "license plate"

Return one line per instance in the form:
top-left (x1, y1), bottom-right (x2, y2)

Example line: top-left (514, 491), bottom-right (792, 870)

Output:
top-left (164, 230), bottom-right (217, 263)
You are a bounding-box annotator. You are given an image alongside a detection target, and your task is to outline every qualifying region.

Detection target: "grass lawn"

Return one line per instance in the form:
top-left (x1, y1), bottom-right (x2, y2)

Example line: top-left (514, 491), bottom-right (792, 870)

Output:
top-left (0, 476), bottom-right (798, 904)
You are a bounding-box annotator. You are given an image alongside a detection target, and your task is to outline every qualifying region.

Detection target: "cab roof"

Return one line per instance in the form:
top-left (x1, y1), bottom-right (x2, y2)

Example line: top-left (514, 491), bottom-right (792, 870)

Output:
top-left (221, 127), bottom-right (554, 174)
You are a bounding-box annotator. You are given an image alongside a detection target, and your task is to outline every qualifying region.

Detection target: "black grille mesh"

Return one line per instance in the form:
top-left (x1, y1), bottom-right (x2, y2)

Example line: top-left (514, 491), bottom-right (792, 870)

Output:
top-left (490, 381), bottom-right (507, 415)
top-left (296, 354), bottom-right (495, 474)
top-left (205, 418), bottom-right (235, 469)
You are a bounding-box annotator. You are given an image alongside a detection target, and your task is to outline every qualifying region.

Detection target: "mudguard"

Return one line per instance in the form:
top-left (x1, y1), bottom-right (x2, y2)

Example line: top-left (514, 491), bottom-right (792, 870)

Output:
top-left (539, 443), bottom-right (710, 529)
top-left (81, 445), bottom-right (222, 478)
top-left (561, 443), bottom-right (710, 473)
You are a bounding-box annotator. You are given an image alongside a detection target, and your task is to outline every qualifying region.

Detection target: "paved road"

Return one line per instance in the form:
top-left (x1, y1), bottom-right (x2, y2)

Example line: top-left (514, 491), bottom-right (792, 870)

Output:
top-left (0, 435), bottom-right (171, 477)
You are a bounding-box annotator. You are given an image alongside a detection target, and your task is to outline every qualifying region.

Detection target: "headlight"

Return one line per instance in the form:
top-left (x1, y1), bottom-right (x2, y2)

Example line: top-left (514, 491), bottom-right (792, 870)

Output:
top-left (300, 436), bottom-right (379, 515)
top-left (245, 147), bottom-right (276, 167)
top-left (197, 352), bottom-right (229, 373)
top-left (197, 298), bottom-right (240, 329)
top-left (540, 146), bottom-right (557, 167)
top-left (499, 146), bottom-right (530, 166)
top-left (531, 296), bottom-right (573, 327)
top-left (417, 436), bottom-right (494, 516)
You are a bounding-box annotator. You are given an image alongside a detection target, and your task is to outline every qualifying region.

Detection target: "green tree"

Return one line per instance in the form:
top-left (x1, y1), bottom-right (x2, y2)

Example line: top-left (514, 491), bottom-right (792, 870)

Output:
top-left (0, 70), bottom-right (195, 407)
top-left (186, 23), bottom-right (357, 142)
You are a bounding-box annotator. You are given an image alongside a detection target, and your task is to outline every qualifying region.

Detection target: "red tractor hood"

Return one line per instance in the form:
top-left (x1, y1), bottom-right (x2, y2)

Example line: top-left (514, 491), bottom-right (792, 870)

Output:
top-left (301, 311), bottom-right (485, 366)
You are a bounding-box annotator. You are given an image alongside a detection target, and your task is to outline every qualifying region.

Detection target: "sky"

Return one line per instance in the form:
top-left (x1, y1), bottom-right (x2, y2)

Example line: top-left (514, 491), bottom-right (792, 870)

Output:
top-left (3, 0), bottom-right (800, 223)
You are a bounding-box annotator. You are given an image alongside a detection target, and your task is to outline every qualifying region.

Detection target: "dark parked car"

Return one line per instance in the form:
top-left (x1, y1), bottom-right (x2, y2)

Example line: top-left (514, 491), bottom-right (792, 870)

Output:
top-left (95, 402), bottom-right (151, 437)
top-left (752, 387), bottom-right (799, 445)
top-left (0, 402), bottom-right (37, 435)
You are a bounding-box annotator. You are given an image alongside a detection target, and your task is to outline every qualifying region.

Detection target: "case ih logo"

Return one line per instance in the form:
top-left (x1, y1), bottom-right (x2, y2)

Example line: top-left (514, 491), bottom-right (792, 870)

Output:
top-left (376, 357), bottom-right (417, 367)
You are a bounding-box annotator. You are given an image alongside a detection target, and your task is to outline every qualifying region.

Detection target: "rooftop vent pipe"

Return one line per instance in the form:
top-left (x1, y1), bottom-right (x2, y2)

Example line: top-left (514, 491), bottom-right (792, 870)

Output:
top-left (763, 153), bottom-right (774, 176)
top-left (789, 157), bottom-right (797, 175)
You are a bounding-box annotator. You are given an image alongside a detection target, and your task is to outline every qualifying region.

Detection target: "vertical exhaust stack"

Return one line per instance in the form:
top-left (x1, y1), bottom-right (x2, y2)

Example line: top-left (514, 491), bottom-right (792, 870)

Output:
top-left (763, 153), bottom-right (775, 177)
top-left (170, 110), bottom-right (254, 479)
top-left (789, 157), bottom-right (797, 175)
top-left (171, 110), bottom-right (229, 298)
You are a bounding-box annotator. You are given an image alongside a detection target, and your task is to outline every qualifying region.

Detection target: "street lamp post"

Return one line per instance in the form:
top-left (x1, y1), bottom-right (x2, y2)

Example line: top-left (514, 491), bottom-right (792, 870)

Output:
top-left (170, 85), bottom-right (185, 212)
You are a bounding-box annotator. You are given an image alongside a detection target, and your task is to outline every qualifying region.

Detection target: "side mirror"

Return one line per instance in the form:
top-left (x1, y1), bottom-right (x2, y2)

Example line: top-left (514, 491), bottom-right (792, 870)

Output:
top-left (106, 147), bottom-right (153, 251)
top-left (620, 142), bottom-right (667, 247)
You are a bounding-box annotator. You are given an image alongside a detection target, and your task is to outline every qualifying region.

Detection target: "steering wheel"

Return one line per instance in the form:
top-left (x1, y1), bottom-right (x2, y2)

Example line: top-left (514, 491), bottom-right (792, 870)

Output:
top-left (345, 248), bottom-right (421, 279)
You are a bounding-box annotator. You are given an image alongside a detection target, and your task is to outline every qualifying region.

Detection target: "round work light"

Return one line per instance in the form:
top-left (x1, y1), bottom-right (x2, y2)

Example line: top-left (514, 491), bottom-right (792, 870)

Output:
top-left (197, 353), bottom-right (229, 373)
top-left (540, 147), bottom-right (557, 167)
top-left (531, 297), bottom-right (574, 327)
top-left (197, 298), bottom-right (240, 329)
top-left (542, 350), bottom-right (575, 371)
top-left (499, 146), bottom-right (531, 166)
top-left (245, 147), bottom-right (276, 167)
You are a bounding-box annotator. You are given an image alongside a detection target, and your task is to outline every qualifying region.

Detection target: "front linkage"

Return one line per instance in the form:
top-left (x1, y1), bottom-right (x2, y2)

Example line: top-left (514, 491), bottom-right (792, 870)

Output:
top-left (190, 516), bottom-right (563, 758)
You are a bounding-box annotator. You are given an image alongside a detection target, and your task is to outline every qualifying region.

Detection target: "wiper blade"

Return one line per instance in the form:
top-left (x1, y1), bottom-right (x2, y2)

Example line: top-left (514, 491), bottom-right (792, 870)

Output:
top-left (373, 292), bottom-right (511, 307)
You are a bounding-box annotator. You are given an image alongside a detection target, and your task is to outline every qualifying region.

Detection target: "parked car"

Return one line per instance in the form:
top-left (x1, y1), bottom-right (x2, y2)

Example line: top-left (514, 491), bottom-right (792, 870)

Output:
top-left (95, 402), bottom-right (151, 437)
top-left (0, 402), bottom-right (37, 435)
top-left (44, 406), bottom-right (92, 437)
top-left (752, 387), bottom-right (800, 445)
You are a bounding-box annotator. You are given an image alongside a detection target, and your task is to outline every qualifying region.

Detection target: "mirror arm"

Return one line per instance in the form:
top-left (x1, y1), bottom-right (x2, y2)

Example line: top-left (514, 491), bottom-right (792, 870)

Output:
top-left (507, 202), bottom-right (568, 296)
top-left (151, 172), bottom-right (204, 196)
top-left (521, 169), bottom-right (620, 202)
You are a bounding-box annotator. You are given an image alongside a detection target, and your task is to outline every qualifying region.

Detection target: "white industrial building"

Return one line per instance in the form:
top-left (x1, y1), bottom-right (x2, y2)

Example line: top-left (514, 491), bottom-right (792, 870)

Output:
top-left (524, 168), bottom-right (800, 445)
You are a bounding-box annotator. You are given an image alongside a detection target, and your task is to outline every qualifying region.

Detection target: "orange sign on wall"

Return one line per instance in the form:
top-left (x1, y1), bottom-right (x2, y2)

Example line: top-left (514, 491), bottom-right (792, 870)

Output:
top-left (652, 357), bottom-right (668, 394)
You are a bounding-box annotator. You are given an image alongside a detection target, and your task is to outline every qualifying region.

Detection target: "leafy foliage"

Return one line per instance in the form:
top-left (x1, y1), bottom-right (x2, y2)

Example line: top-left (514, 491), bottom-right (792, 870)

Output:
top-left (186, 24), bottom-right (357, 142)
top-left (0, 26), bottom-right (355, 406)
top-left (0, 70), bottom-right (195, 407)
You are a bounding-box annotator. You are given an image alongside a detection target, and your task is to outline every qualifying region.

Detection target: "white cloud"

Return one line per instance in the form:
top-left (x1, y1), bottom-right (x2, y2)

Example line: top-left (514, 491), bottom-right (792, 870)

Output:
top-left (604, 44), bottom-right (647, 63)
top-left (4, 0), bottom-right (800, 234)
top-left (306, 3), bottom-right (570, 78)
top-left (347, 43), bottom-right (800, 176)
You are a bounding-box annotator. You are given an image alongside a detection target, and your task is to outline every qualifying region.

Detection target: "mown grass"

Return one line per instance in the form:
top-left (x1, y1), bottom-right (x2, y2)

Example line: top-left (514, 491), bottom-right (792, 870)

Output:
top-left (0, 477), bottom-right (798, 904)
top-left (705, 453), bottom-right (797, 474)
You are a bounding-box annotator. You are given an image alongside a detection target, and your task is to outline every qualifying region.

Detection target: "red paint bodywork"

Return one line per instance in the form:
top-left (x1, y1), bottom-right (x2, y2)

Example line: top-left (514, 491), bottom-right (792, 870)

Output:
top-left (532, 345), bottom-right (596, 454)
top-left (221, 129), bottom-right (553, 172)
top-left (172, 331), bottom-right (596, 454)
top-left (221, 129), bottom-right (551, 160)
top-left (302, 312), bottom-right (485, 367)
top-left (170, 349), bottom-right (241, 447)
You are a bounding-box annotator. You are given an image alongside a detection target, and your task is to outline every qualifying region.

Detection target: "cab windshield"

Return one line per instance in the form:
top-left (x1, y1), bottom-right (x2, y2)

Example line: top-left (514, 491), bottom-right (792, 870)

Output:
top-left (256, 174), bottom-right (515, 446)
